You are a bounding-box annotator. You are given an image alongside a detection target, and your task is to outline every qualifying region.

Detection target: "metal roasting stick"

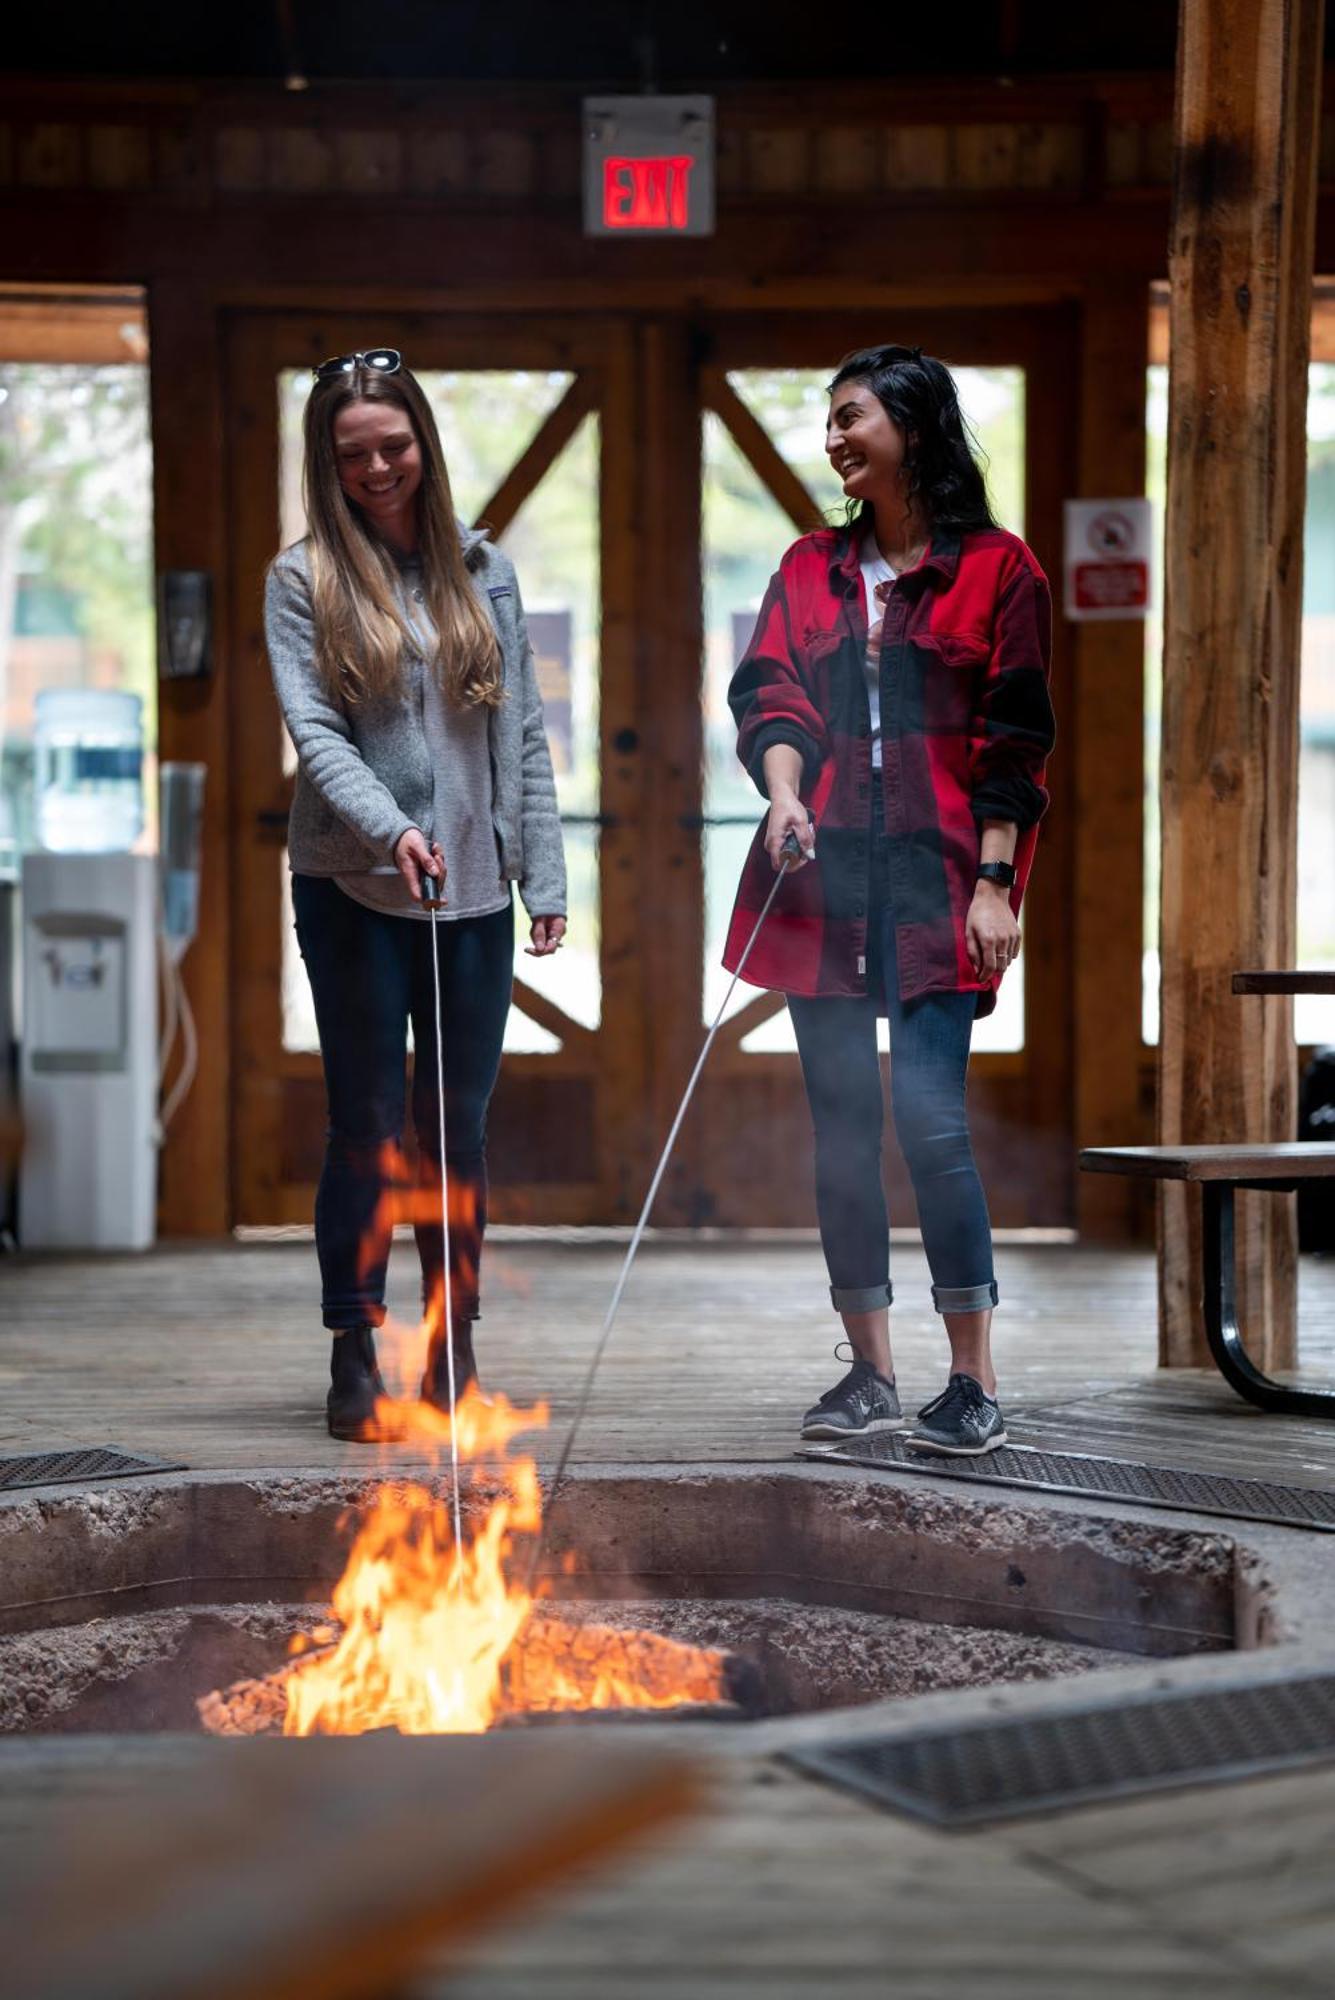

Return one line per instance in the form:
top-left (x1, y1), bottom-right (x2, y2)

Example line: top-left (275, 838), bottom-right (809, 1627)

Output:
top-left (425, 871), bottom-right (465, 1578)
top-left (521, 830), bottom-right (809, 1599)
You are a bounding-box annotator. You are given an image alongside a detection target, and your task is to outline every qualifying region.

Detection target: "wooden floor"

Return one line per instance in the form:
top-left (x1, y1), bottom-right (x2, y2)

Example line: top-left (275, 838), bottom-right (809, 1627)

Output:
top-left (4, 1235), bottom-right (1335, 1997)
top-left (3, 1234), bottom-right (1335, 1478)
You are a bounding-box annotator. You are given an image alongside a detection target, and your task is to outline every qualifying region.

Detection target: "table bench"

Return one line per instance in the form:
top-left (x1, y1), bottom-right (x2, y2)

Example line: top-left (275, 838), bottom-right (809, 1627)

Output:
top-left (1079, 1144), bottom-right (1335, 1418)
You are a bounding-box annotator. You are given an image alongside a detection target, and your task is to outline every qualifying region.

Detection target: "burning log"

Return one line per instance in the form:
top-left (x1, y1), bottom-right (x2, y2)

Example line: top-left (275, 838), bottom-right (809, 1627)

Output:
top-left (198, 1613), bottom-right (757, 1736)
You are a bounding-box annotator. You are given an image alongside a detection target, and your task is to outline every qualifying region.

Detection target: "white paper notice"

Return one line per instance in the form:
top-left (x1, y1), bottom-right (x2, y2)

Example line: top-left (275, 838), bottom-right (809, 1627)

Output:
top-left (1063, 498), bottom-right (1154, 621)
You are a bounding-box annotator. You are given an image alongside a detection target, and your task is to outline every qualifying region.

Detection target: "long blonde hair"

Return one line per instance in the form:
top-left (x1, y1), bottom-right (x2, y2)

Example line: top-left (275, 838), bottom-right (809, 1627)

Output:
top-left (298, 363), bottom-right (503, 709)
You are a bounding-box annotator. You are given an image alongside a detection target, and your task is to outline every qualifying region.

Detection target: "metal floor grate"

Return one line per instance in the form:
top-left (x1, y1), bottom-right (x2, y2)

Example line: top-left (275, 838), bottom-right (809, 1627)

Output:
top-left (787, 1671), bottom-right (1335, 1826)
top-left (0, 1447), bottom-right (185, 1491)
top-left (797, 1432), bottom-right (1335, 1532)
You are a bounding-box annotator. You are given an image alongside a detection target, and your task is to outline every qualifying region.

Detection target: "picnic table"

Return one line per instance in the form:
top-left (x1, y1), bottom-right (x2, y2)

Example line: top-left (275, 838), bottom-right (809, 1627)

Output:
top-left (1080, 969), bottom-right (1335, 1418)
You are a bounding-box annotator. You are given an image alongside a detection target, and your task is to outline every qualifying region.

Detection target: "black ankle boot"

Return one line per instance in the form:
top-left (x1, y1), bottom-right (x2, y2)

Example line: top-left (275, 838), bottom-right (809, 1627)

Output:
top-left (327, 1324), bottom-right (388, 1441)
top-left (420, 1319), bottom-right (478, 1412)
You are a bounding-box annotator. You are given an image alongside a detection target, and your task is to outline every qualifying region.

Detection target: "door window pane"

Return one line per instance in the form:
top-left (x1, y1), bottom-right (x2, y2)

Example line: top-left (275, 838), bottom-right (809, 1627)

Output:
top-left (496, 411), bottom-right (602, 1046)
top-left (0, 362), bottom-right (155, 873)
top-left (703, 365), bottom-right (1026, 1055)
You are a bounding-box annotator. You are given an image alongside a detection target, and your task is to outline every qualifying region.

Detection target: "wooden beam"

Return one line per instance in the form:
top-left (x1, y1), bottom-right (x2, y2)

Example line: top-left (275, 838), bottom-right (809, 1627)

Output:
top-left (1158, 0), bottom-right (1324, 1370)
top-left (638, 322), bottom-right (708, 1224)
top-left (1073, 284), bottom-right (1154, 1242)
top-left (0, 288), bottom-right (146, 363)
top-left (475, 371), bottom-right (599, 539)
top-left (594, 328), bottom-right (652, 1222)
top-left (152, 281), bottom-right (233, 1236)
top-left (715, 988), bottom-right (788, 1054)
top-left (702, 369), bottom-right (826, 534)
top-left (508, 975), bottom-right (595, 1050)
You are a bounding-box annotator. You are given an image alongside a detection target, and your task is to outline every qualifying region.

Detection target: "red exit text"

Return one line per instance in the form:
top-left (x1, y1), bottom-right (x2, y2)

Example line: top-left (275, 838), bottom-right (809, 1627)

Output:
top-left (602, 154), bottom-right (696, 231)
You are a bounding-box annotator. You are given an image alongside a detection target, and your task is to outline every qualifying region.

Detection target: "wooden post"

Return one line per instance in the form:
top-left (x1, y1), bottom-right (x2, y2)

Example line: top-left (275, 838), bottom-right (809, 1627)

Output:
top-left (1074, 285), bottom-right (1153, 1240)
top-left (151, 282), bottom-right (233, 1237)
top-left (1158, 0), bottom-right (1324, 1368)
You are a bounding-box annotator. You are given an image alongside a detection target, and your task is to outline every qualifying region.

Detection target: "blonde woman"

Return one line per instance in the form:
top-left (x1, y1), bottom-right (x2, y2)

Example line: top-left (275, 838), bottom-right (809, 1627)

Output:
top-left (266, 349), bottom-right (566, 1441)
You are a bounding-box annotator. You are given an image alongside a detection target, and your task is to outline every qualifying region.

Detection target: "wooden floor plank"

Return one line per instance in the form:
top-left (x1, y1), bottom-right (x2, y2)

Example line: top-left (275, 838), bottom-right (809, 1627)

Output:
top-left (1, 1240), bottom-right (1333, 1479)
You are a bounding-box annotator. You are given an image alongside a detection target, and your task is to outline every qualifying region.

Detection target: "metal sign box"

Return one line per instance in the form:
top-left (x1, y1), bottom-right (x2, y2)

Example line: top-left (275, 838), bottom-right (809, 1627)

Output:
top-left (583, 95), bottom-right (715, 237)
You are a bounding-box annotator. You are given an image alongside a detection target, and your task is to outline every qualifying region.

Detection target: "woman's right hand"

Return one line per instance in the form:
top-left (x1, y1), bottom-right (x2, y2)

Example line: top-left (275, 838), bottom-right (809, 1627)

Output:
top-left (394, 827), bottom-right (447, 902)
top-left (764, 789), bottom-right (816, 872)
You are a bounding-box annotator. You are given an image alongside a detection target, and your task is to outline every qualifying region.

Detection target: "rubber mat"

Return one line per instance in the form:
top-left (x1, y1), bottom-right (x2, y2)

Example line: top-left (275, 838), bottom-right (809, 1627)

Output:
top-left (786, 1669), bottom-right (1335, 1826)
top-left (797, 1431), bottom-right (1335, 1533)
top-left (0, 1446), bottom-right (185, 1491)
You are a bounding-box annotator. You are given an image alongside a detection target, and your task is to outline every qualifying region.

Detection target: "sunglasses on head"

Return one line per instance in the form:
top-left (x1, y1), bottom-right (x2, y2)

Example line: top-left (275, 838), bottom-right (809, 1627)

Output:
top-left (312, 348), bottom-right (402, 382)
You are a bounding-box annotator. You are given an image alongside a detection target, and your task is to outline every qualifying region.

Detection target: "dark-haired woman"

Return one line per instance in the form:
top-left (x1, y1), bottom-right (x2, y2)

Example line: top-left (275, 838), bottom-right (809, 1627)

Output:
top-left (265, 350), bottom-right (566, 1440)
top-left (725, 345), bottom-right (1055, 1455)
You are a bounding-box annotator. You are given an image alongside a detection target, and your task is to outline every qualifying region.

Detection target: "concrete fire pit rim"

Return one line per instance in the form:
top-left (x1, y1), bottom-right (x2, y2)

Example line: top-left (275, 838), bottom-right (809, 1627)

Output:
top-left (0, 1454), bottom-right (1295, 1563)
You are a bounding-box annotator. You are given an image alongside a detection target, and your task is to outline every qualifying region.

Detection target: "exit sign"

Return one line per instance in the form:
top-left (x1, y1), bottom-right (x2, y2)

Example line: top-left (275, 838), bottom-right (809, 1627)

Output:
top-left (583, 95), bottom-right (715, 238)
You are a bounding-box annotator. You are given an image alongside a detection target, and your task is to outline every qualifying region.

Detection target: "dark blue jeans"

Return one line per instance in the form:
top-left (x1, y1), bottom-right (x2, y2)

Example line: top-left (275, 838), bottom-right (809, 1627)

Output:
top-left (787, 817), bottom-right (997, 1320)
top-left (292, 874), bottom-right (514, 1332)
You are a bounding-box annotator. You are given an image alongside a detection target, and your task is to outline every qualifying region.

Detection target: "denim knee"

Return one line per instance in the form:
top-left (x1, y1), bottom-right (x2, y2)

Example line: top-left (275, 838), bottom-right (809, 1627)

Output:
top-left (890, 1099), bottom-right (973, 1182)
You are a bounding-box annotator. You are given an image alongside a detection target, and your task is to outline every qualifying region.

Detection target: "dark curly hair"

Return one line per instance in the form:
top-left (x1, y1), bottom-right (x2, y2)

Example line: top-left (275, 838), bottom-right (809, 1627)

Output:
top-left (827, 345), bottom-right (997, 534)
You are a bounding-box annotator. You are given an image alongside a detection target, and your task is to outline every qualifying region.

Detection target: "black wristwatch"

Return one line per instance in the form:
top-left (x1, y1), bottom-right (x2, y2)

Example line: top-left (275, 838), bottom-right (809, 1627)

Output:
top-left (976, 860), bottom-right (1016, 889)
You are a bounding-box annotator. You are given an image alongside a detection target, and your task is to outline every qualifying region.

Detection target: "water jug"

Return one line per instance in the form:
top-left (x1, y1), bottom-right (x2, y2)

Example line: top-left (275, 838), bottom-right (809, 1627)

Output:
top-left (33, 687), bottom-right (144, 854)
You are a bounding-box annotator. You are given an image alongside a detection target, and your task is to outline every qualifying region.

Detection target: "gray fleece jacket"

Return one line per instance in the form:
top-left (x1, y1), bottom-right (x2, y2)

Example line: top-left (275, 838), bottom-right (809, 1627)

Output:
top-left (265, 529), bottom-right (566, 918)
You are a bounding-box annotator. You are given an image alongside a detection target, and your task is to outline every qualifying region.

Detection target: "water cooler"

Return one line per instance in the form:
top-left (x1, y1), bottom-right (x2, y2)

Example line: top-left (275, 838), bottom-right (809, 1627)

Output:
top-left (19, 852), bottom-right (159, 1249)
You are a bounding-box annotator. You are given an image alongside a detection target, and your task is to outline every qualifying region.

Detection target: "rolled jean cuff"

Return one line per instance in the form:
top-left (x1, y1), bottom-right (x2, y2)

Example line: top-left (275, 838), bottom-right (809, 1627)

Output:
top-left (931, 1280), bottom-right (999, 1315)
top-left (830, 1281), bottom-right (894, 1313)
top-left (323, 1301), bottom-right (387, 1332)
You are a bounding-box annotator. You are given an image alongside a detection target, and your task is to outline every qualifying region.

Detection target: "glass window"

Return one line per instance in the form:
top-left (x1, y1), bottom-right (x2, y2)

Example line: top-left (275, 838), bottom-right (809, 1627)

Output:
top-left (276, 369), bottom-right (600, 1054)
top-left (0, 362), bottom-right (155, 874)
top-left (702, 365), bottom-right (1026, 1055)
top-left (1144, 353), bottom-right (1335, 1045)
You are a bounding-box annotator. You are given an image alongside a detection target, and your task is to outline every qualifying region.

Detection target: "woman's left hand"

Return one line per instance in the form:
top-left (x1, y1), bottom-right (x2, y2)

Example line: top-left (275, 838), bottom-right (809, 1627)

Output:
top-left (526, 916), bottom-right (567, 958)
top-left (966, 885), bottom-right (1020, 980)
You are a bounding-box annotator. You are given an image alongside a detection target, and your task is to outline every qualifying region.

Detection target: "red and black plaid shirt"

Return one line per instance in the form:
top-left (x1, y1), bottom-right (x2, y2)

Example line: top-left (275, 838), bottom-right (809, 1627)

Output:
top-left (723, 523), bottom-right (1055, 1016)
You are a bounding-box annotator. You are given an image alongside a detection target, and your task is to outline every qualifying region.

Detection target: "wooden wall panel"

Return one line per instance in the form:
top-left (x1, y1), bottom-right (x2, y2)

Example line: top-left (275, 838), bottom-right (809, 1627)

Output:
top-left (150, 281), bottom-right (234, 1237)
top-left (1073, 288), bottom-right (1155, 1240)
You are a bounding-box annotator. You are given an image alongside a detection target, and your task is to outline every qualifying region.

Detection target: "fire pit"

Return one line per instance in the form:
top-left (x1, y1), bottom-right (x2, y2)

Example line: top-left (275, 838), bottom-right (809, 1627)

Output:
top-left (0, 1393), bottom-right (1265, 1739)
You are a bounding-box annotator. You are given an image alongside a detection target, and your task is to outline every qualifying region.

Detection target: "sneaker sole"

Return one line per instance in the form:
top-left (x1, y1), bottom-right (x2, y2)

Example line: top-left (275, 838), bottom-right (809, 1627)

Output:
top-left (904, 1428), bottom-right (1008, 1456)
top-left (800, 1415), bottom-right (908, 1441)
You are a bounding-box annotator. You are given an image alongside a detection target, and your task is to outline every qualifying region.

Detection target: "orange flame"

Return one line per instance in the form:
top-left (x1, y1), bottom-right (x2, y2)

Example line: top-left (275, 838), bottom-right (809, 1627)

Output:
top-left (205, 1144), bottom-right (731, 1735)
top-left (276, 1387), bottom-right (728, 1736)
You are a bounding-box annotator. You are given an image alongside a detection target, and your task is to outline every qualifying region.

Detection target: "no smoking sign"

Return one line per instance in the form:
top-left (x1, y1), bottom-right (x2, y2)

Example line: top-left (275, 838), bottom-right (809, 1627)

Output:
top-left (1063, 498), bottom-right (1154, 621)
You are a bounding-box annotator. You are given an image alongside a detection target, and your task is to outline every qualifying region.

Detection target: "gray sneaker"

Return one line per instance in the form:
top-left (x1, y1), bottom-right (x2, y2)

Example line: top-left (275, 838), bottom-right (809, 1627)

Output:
top-left (907, 1373), bottom-right (1007, 1456)
top-left (801, 1355), bottom-right (904, 1441)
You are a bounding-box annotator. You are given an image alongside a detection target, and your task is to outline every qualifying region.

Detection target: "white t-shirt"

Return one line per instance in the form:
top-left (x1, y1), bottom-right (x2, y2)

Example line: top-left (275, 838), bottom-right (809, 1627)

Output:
top-left (859, 529), bottom-right (896, 773)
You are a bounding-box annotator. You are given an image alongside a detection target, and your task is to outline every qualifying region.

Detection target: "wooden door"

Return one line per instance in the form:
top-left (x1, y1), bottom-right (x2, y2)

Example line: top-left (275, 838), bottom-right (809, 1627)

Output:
top-left (226, 310), bottom-right (650, 1224)
top-left (651, 309), bottom-right (1079, 1229)
top-left (225, 307), bottom-right (1076, 1230)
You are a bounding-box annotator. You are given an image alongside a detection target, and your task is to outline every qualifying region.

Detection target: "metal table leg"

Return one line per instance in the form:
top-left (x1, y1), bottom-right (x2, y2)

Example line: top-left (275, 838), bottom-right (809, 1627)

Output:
top-left (1201, 1182), bottom-right (1335, 1417)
